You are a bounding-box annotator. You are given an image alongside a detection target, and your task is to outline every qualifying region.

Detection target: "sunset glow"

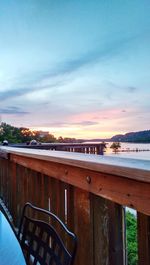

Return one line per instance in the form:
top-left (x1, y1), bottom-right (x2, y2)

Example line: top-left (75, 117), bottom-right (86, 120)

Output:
top-left (0, 1), bottom-right (150, 139)
top-left (32, 125), bottom-right (126, 139)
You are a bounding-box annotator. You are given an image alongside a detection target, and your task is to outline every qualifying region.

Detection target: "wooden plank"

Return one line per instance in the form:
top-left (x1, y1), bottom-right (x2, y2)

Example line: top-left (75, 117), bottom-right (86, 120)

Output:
top-left (37, 174), bottom-right (49, 223)
top-left (27, 168), bottom-right (36, 215)
top-left (137, 213), bottom-right (150, 265)
top-left (16, 164), bottom-right (23, 226)
top-left (48, 178), bottom-right (67, 242)
top-left (73, 188), bottom-right (93, 265)
top-left (91, 194), bottom-right (109, 265)
top-left (107, 201), bottom-right (124, 265)
top-left (7, 160), bottom-right (12, 210)
top-left (0, 159), bottom-right (5, 202)
top-left (9, 154), bottom-right (150, 215)
top-left (1, 147), bottom-right (150, 182)
top-left (48, 178), bottom-right (60, 216)
top-left (58, 181), bottom-right (66, 223)
top-left (42, 174), bottom-right (49, 211)
top-left (67, 185), bottom-right (74, 227)
top-left (35, 171), bottom-right (42, 208)
top-left (3, 159), bottom-right (9, 207)
top-left (11, 162), bottom-right (17, 226)
top-left (65, 184), bottom-right (75, 253)
top-left (91, 196), bottom-right (124, 265)
top-left (9, 161), bottom-right (14, 217)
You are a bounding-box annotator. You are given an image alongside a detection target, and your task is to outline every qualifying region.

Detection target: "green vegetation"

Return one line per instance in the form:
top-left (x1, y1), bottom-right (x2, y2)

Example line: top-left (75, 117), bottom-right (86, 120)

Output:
top-left (110, 142), bottom-right (121, 152)
top-left (0, 122), bottom-right (79, 144)
top-left (126, 211), bottom-right (138, 265)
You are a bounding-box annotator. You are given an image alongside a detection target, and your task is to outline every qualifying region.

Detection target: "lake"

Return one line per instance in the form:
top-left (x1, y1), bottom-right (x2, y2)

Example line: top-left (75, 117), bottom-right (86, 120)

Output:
top-left (105, 142), bottom-right (150, 160)
top-left (104, 142), bottom-right (150, 215)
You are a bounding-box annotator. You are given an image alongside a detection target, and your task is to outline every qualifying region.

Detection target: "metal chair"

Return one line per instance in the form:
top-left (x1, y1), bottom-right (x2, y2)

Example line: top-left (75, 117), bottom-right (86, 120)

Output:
top-left (18, 203), bottom-right (77, 265)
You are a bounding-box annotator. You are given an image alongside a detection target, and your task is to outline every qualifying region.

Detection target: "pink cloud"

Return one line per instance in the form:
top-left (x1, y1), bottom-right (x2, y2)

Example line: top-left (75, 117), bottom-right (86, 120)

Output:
top-left (70, 107), bottom-right (135, 123)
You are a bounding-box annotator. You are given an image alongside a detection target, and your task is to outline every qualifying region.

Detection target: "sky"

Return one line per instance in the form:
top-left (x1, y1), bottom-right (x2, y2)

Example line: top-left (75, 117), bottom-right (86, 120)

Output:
top-left (0, 0), bottom-right (150, 139)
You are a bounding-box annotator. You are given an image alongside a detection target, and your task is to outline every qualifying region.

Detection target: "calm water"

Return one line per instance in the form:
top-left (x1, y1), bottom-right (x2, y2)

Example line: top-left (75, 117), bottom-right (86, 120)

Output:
top-left (105, 142), bottom-right (150, 215)
top-left (105, 142), bottom-right (150, 160)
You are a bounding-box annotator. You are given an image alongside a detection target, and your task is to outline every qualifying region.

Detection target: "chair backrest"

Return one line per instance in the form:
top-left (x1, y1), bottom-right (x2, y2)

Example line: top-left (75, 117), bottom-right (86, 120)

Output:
top-left (18, 203), bottom-right (77, 265)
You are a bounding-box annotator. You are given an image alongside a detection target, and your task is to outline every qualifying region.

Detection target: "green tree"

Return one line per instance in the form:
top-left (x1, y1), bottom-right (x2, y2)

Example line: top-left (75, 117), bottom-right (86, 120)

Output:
top-left (0, 122), bottom-right (80, 144)
top-left (20, 128), bottom-right (35, 142)
top-left (126, 211), bottom-right (138, 265)
top-left (0, 123), bottom-right (22, 143)
top-left (0, 122), bottom-right (58, 144)
top-left (110, 142), bottom-right (121, 153)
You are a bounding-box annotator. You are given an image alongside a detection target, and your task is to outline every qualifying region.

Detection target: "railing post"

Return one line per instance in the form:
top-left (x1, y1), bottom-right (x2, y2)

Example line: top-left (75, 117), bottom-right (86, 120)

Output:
top-left (91, 194), bottom-right (109, 265)
top-left (137, 212), bottom-right (150, 265)
top-left (107, 201), bottom-right (124, 265)
top-left (91, 195), bottom-right (124, 265)
top-left (73, 188), bottom-right (93, 265)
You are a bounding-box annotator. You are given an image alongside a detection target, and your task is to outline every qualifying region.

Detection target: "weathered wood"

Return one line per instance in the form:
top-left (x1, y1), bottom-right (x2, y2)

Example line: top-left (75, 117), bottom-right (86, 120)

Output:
top-left (16, 164), bottom-right (24, 225)
top-left (0, 147), bottom-right (150, 265)
top-left (11, 162), bottom-right (17, 225)
top-left (91, 196), bottom-right (124, 265)
top-left (73, 188), bottom-right (93, 265)
top-left (1, 147), bottom-right (150, 182)
top-left (42, 174), bottom-right (49, 211)
top-left (137, 213), bottom-right (150, 265)
top-left (91, 195), bottom-right (109, 265)
top-left (66, 187), bottom-right (74, 228)
top-left (107, 201), bottom-right (124, 265)
top-left (6, 154), bottom-right (150, 215)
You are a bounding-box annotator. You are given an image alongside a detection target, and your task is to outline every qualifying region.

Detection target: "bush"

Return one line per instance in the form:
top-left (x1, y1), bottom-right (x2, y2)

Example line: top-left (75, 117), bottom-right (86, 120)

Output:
top-left (126, 211), bottom-right (138, 265)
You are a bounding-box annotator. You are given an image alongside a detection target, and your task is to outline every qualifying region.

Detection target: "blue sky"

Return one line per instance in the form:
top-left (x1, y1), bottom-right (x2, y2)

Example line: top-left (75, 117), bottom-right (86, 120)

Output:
top-left (0, 0), bottom-right (150, 138)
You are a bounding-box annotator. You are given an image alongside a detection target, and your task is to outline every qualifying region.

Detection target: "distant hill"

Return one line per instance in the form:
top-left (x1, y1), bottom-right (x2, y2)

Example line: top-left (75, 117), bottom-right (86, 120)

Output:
top-left (110, 130), bottom-right (150, 143)
top-left (81, 130), bottom-right (150, 143)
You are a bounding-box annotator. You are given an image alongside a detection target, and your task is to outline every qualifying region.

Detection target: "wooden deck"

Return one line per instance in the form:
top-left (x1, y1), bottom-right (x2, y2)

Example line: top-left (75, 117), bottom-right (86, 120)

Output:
top-left (0, 146), bottom-right (150, 265)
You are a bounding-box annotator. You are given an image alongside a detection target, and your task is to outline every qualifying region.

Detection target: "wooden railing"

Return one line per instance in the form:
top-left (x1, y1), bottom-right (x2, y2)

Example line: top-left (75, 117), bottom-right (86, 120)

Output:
top-left (0, 147), bottom-right (150, 265)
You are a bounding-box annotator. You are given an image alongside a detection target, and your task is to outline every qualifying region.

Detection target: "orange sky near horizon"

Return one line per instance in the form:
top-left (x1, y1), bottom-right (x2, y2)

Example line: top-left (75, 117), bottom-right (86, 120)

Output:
top-left (31, 126), bottom-right (124, 139)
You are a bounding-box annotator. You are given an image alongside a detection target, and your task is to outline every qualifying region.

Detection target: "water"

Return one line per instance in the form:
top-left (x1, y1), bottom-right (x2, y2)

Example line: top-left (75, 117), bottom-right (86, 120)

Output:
top-left (104, 142), bottom-right (149, 214)
top-left (105, 142), bottom-right (150, 160)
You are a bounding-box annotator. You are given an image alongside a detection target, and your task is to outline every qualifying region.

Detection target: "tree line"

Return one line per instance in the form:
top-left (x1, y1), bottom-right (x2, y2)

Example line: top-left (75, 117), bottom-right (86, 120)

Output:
top-left (0, 123), bottom-right (80, 144)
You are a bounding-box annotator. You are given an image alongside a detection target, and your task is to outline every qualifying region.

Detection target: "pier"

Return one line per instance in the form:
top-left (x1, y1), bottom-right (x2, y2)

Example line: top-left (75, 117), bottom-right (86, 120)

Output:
top-left (12, 142), bottom-right (106, 155)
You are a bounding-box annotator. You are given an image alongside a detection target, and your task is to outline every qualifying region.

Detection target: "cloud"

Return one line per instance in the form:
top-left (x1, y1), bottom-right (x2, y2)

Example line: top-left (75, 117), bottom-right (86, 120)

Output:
top-left (75, 121), bottom-right (99, 126)
top-left (107, 81), bottom-right (138, 92)
top-left (40, 34), bottom-right (136, 79)
top-left (0, 34), bottom-right (138, 104)
top-left (0, 80), bottom-right (63, 102)
top-left (0, 88), bottom-right (29, 101)
top-left (0, 106), bottom-right (29, 115)
top-left (33, 120), bottom-right (99, 128)
top-left (127, 86), bottom-right (138, 93)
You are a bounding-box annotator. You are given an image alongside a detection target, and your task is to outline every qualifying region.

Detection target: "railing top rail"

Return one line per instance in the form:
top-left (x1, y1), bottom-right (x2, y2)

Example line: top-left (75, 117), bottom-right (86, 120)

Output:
top-left (0, 146), bottom-right (150, 183)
